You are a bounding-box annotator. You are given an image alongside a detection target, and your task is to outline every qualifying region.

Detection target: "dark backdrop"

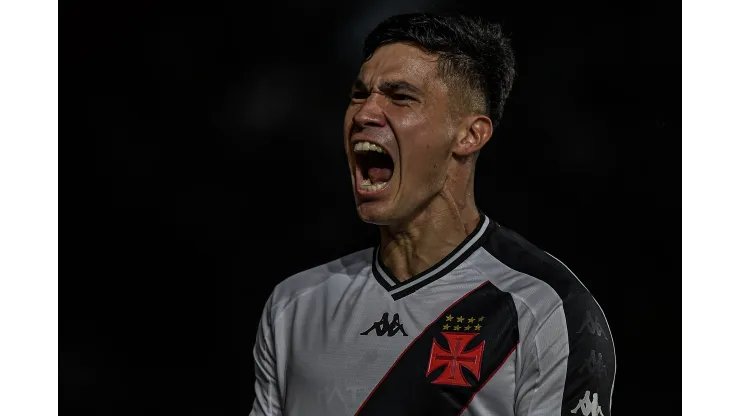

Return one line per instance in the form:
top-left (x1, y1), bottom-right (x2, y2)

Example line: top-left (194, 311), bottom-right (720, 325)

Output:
top-left (64, 0), bottom-right (679, 414)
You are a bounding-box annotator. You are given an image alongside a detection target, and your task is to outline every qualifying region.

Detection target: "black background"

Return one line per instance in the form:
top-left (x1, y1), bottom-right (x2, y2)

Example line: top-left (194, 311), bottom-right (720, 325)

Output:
top-left (63, 0), bottom-right (679, 414)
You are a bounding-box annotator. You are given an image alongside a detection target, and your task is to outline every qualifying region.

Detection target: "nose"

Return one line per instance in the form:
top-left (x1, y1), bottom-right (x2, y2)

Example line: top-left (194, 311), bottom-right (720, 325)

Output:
top-left (352, 93), bottom-right (387, 129)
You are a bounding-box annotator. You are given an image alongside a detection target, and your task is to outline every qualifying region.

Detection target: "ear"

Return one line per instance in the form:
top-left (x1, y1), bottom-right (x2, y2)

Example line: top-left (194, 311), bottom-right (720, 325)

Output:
top-left (451, 115), bottom-right (493, 157)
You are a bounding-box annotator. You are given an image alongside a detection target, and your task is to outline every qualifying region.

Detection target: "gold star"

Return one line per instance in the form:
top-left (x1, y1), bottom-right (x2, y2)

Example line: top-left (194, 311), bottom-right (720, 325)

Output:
top-left (456, 316), bottom-right (465, 323)
top-left (442, 323), bottom-right (450, 330)
top-left (478, 316), bottom-right (485, 322)
top-left (445, 314), bottom-right (454, 322)
top-left (474, 324), bottom-right (482, 331)
top-left (468, 317), bottom-right (476, 324)
top-left (453, 325), bottom-right (461, 331)
top-left (464, 325), bottom-right (471, 331)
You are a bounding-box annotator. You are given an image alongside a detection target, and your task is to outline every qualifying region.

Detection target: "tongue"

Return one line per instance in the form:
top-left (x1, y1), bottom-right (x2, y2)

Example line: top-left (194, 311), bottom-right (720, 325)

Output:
top-left (368, 167), bottom-right (392, 183)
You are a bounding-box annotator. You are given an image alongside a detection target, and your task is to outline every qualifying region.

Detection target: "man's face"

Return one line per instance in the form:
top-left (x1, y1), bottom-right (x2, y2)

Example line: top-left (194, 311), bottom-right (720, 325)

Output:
top-left (344, 43), bottom-right (456, 225)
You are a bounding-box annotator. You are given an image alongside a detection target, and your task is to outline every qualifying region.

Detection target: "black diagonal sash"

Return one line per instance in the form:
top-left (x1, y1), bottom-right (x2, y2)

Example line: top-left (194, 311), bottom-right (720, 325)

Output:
top-left (355, 281), bottom-right (519, 416)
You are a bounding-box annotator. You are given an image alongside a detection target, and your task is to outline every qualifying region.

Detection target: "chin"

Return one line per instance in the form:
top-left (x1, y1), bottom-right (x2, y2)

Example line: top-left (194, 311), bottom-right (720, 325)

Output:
top-left (356, 203), bottom-right (395, 226)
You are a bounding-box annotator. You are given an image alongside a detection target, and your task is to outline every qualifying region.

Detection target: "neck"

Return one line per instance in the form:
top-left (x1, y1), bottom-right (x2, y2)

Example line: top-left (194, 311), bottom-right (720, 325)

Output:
top-left (378, 187), bottom-right (480, 282)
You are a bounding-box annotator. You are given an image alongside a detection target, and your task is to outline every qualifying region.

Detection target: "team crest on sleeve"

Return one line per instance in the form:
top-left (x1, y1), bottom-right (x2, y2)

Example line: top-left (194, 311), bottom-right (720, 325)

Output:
top-left (426, 315), bottom-right (487, 386)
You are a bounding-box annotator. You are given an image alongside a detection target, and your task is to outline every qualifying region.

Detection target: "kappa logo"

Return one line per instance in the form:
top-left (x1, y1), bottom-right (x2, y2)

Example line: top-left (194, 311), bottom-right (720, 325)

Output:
top-left (570, 390), bottom-right (604, 416)
top-left (425, 314), bottom-right (487, 387)
top-left (361, 312), bottom-right (408, 337)
top-left (579, 349), bottom-right (608, 378)
top-left (577, 311), bottom-right (609, 340)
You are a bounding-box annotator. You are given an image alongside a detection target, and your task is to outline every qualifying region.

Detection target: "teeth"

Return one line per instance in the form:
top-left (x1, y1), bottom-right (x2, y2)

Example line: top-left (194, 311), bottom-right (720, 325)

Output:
top-left (359, 181), bottom-right (388, 192)
top-left (353, 141), bottom-right (385, 154)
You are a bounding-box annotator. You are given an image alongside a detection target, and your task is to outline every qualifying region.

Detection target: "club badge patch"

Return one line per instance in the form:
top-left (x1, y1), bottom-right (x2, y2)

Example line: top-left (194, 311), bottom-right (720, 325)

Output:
top-left (426, 315), bottom-right (486, 386)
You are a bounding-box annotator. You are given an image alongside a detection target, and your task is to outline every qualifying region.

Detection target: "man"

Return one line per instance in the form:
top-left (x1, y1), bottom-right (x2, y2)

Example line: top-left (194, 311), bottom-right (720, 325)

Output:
top-left (250, 13), bottom-right (615, 416)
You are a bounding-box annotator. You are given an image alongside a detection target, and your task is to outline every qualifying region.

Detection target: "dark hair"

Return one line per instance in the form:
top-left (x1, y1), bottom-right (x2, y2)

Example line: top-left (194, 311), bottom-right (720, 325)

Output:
top-left (363, 13), bottom-right (516, 132)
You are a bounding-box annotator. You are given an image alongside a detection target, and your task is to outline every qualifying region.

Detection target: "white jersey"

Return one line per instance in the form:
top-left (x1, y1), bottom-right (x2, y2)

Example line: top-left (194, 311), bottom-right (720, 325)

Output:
top-left (250, 214), bottom-right (615, 415)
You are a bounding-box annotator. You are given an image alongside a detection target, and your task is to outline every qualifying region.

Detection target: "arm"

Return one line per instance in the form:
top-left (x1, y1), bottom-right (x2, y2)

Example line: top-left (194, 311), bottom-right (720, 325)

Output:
top-left (516, 294), bottom-right (616, 416)
top-left (249, 294), bottom-right (282, 416)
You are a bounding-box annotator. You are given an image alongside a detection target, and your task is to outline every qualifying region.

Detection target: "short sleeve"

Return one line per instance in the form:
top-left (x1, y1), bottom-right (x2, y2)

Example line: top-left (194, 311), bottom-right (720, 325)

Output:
top-left (516, 293), bottom-right (616, 415)
top-left (249, 293), bottom-right (282, 416)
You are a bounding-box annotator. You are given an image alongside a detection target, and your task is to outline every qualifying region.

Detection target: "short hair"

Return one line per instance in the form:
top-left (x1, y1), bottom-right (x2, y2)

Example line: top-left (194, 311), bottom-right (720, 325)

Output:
top-left (363, 13), bottom-right (516, 132)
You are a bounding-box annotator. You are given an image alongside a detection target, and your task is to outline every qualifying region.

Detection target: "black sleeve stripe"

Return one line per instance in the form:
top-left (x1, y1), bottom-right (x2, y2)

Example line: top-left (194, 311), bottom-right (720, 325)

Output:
top-left (545, 251), bottom-right (616, 412)
top-left (481, 222), bottom-right (616, 415)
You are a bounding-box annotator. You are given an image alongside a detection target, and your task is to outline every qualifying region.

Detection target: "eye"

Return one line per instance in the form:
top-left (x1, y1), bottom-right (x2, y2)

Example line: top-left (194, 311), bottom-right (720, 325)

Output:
top-left (349, 91), bottom-right (369, 101)
top-left (390, 93), bottom-right (414, 104)
top-left (391, 93), bottom-right (412, 101)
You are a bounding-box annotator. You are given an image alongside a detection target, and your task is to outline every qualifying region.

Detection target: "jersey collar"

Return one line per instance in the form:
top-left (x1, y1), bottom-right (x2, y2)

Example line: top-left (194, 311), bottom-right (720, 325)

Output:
top-left (372, 213), bottom-right (494, 300)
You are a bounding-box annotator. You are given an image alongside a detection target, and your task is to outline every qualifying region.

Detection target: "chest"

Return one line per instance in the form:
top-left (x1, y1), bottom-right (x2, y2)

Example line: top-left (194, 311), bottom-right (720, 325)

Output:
top-left (280, 282), bottom-right (520, 415)
top-left (284, 308), bottom-right (414, 414)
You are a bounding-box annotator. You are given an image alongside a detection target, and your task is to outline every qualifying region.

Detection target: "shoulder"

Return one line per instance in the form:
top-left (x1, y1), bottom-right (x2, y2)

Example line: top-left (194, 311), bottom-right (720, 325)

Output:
top-left (481, 221), bottom-right (590, 301)
top-left (267, 247), bottom-right (373, 318)
top-left (476, 220), bottom-right (613, 342)
top-left (479, 222), bottom-right (616, 413)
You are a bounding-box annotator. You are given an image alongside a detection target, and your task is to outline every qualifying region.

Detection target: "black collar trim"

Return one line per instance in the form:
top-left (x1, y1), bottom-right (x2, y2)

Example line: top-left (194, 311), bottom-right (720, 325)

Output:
top-left (372, 214), bottom-right (494, 300)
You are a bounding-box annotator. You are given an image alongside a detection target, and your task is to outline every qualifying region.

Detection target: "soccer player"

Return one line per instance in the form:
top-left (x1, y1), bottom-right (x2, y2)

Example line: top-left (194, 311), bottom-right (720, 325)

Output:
top-left (250, 13), bottom-right (616, 416)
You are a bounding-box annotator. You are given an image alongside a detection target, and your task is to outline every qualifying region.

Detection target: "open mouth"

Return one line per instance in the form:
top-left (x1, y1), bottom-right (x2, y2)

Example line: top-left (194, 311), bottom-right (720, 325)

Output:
top-left (353, 141), bottom-right (395, 193)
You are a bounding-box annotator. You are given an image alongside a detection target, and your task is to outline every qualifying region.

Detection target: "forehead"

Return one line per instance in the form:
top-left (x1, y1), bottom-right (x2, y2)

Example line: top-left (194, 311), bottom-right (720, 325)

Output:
top-left (358, 43), bottom-right (442, 89)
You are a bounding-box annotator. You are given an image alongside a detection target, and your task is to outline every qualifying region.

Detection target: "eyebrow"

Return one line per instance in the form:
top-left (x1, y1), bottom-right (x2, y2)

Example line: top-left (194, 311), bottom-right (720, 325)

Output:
top-left (352, 79), bottom-right (423, 96)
